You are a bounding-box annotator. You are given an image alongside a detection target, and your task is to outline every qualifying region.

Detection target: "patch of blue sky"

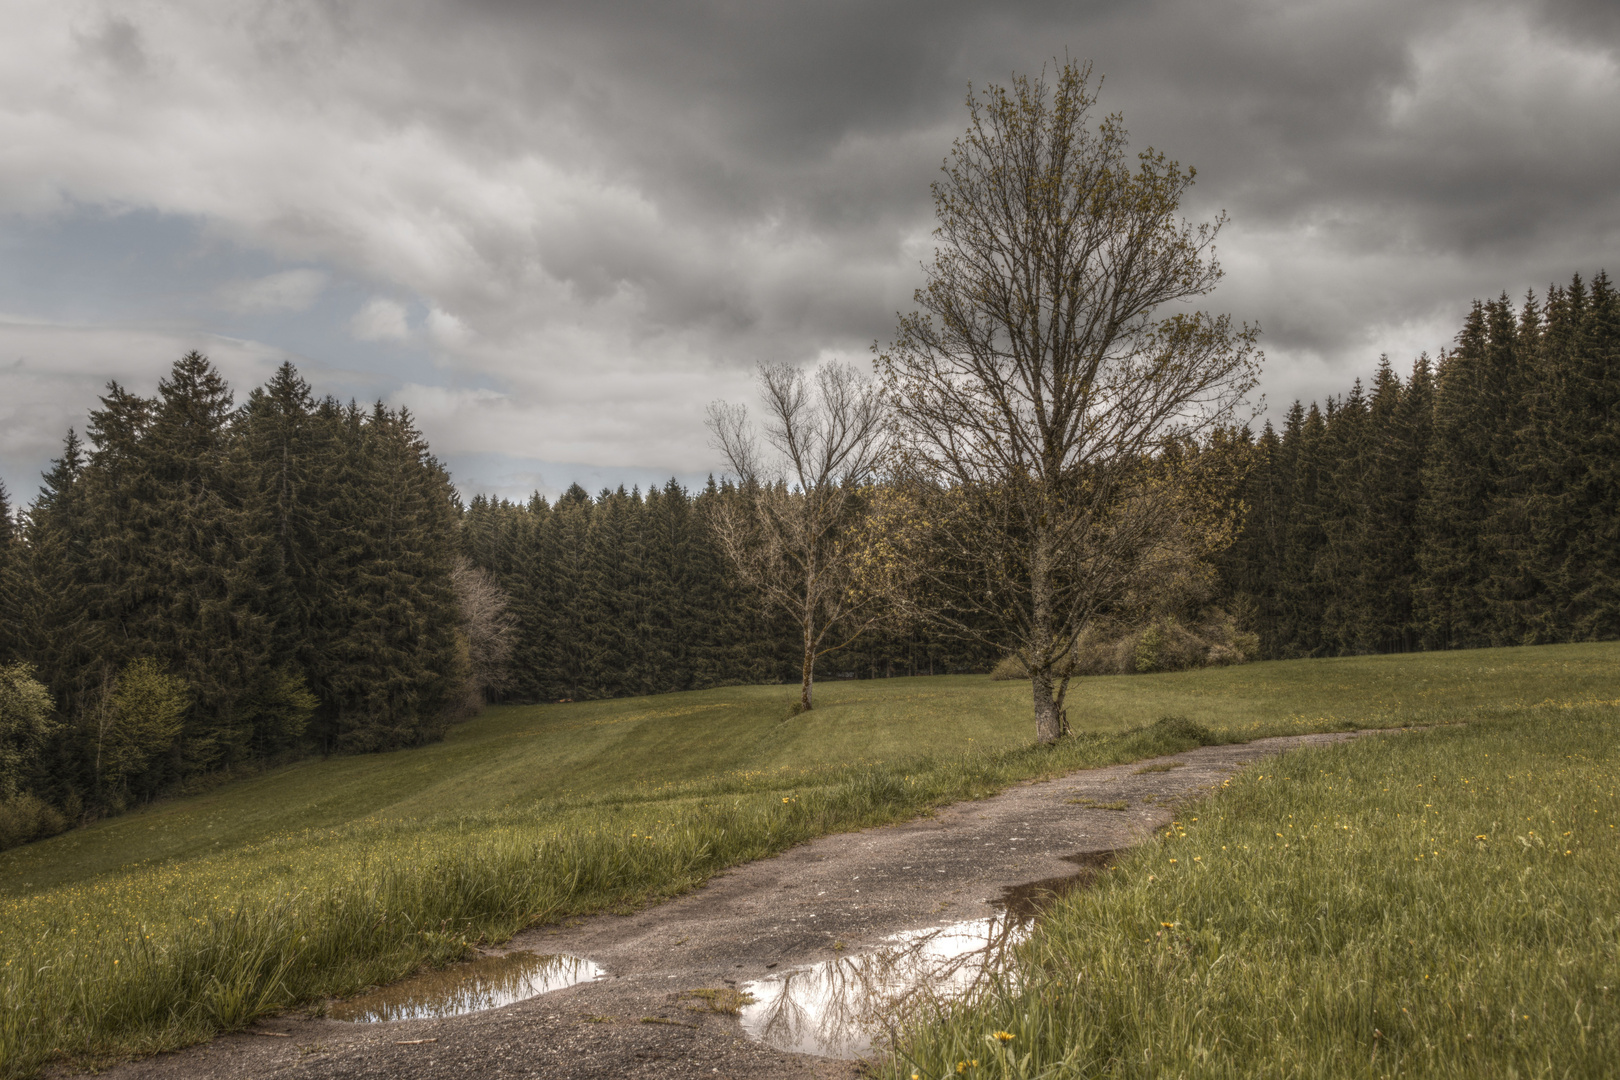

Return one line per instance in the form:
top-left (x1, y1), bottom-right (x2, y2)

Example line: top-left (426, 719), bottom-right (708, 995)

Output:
top-left (0, 206), bottom-right (519, 502)
top-left (0, 206), bottom-right (449, 390)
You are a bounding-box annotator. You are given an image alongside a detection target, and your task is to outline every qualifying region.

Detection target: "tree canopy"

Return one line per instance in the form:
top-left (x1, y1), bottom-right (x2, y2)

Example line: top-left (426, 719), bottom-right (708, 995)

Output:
top-left (881, 61), bottom-right (1260, 742)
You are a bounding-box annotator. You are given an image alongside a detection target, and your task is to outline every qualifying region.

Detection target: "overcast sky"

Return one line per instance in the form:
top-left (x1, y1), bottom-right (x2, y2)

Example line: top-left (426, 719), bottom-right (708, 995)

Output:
top-left (2, 0), bottom-right (1617, 505)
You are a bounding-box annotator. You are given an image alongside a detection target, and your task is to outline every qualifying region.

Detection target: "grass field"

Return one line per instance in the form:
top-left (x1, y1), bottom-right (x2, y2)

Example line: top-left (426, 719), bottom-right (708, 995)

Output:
top-left (2, 642), bottom-right (1617, 1078)
top-left (886, 703), bottom-right (1620, 1079)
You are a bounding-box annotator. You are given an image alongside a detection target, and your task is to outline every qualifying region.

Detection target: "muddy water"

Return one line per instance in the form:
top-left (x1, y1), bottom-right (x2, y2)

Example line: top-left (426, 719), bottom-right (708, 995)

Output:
top-left (329, 952), bottom-right (603, 1022)
top-left (740, 850), bottom-right (1123, 1059)
top-left (738, 916), bottom-right (1027, 1059)
top-left (996, 848), bottom-right (1122, 918)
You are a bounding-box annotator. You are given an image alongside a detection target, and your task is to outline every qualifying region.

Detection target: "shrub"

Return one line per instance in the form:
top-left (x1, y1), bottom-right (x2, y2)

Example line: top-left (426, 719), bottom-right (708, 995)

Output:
top-left (0, 662), bottom-right (57, 802)
top-left (990, 609), bottom-right (1259, 680)
top-left (988, 654), bottom-right (1028, 681)
top-left (0, 792), bottom-right (69, 851)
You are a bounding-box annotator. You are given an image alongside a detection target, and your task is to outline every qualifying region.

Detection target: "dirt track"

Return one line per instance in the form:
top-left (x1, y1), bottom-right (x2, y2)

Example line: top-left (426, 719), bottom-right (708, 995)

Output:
top-left (79, 730), bottom-right (1374, 1080)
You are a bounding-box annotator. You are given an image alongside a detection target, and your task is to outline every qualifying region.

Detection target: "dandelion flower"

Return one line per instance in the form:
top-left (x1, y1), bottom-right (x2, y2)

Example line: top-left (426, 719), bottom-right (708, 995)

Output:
top-left (993, 1031), bottom-right (1015, 1042)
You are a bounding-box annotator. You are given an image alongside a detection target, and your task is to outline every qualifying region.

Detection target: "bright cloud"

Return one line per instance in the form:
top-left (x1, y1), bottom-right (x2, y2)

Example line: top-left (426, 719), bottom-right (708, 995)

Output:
top-left (350, 298), bottom-right (410, 342)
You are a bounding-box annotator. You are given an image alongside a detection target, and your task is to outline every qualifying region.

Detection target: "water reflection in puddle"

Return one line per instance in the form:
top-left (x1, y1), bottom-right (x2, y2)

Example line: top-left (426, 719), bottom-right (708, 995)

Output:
top-left (330, 952), bottom-right (604, 1022)
top-left (742, 850), bottom-right (1123, 1059)
top-left (998, 849), bottom-right (1122, 918)
top-left (739, 916), bottom-right (1026, 1059)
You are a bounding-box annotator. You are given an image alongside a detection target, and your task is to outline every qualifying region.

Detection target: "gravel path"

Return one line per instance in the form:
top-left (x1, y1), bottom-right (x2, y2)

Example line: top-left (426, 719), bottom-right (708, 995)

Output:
top-left (79, 730), bottom-right (1376, 1080)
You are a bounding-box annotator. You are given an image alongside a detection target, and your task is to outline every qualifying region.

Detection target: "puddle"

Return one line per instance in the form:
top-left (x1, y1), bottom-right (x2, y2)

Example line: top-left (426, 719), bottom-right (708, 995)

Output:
top-left (739, 916), bottom-right (1026, 1059)
top-left (330, 952), bottom-right (603, 1022)
top-left (996, 848), bottom-right (1122, 918)
top-left (740, 849), bottom-right (1125, 1058)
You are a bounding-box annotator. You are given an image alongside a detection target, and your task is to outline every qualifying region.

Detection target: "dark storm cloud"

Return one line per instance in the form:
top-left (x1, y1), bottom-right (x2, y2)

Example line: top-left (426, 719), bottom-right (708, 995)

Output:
top-left (2, 0), bottom-right (1616, 498)
top-left (399, 0), bottom-right (1620, 354)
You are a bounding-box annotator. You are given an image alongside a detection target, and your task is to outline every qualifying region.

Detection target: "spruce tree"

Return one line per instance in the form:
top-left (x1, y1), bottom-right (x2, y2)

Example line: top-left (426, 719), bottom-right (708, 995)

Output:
top-left (502, 495), bottom-right (552, 704)
top-left (1519, 273), bottom-right (1620, 639)
top-left (315, 404), bottom-right (464, 750)
top-left (1342, 357), bottom-right (1430, 652)
top-left (100, 352), bottom-right (268, 775)
top-left (1418, 308), bottom-right (1494, 647)
top-left (1383, 354), bottom-right (1434, 650)
top-left (0, 482), bottom-right (15, 662)
top-left (1316, 380), bottom-right (1370, 653)
top-left (637, 481), bottom-right (687, 694)
top-left (236, 362), bottom-right (324, 755)
top-left (1275, 402), bottom-right (1328, 656)
top-left (542, 484), bottom-right (594, 701)
top-left (22, 433), bottom-right (101, 725)
top-left (1217, 422), bottom-right (1284, 654)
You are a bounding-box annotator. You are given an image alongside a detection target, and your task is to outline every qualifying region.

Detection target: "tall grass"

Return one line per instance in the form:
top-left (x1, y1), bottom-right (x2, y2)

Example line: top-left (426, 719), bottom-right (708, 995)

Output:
top-left (0, 720), bottom-right (1218, 1078)
top-left (4, 645), bottom-right (1615, 1078)
top-left (886, 705), bottom-right (1620, 1079)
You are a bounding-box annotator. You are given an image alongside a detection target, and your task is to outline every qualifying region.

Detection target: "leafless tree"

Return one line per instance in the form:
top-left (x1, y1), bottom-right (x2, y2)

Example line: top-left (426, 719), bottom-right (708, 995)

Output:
top-left (879, 61), bottom-right (1260, 743)
top-left (706, 362), bottom-right (890, 712)
top-left (451, 558), bottom-right (516, 712)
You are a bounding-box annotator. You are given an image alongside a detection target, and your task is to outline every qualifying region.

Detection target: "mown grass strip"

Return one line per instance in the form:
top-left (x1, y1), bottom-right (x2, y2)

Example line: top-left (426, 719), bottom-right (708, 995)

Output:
top-left (887, 706), bottom-right (1620, 1079)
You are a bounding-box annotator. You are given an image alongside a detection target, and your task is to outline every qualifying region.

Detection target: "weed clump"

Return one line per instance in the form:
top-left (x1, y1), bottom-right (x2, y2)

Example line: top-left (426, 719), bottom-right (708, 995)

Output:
top-left (1116, 715), bottom-right (1219, 760)
top-left (678, 987), bottom-right (756, 1015)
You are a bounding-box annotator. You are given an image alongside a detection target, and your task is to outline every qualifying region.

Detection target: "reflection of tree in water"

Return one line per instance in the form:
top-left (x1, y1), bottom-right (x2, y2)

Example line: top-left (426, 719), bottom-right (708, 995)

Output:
top-left (333, 953), bottom-right (601, 1022)
top-left (742, 915), bottom-right (1027, 1059)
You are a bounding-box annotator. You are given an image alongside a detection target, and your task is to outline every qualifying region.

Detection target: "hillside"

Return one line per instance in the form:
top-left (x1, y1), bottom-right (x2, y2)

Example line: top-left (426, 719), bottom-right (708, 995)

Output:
top-left (5, 643), bottom-right (1616, 898)
top-left (3, 643), bottom-right (1618, 1078)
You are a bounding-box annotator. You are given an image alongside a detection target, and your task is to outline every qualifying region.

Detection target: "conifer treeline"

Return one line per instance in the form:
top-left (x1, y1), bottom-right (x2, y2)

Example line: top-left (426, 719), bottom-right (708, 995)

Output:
top-left (459, 483), bottom-right (993, 703)
top-left (2, 271), bottom-right (1614, 833)
top-left (1, 354), bottom-right (466, 822)
top-left (0, 354), bottom-right (990, 832)
top-left (1221, 271), bottom-right (1620, 656)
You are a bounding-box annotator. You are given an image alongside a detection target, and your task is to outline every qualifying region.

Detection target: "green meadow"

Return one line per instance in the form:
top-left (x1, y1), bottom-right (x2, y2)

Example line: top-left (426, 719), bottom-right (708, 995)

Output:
top-left (887, 701), bottom-right (1620, 1078)
top-left (2, 642), bottom-right (1617, 1078)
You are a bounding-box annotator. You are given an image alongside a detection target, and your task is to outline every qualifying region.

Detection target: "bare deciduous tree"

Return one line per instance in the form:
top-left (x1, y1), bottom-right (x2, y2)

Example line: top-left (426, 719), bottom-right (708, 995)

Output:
top-left (879, 61), bottom-right (1260, 743)
top-left (451, 558), bottom-right (516, 713)
top-left (706, 363), bottom-right (890, 712)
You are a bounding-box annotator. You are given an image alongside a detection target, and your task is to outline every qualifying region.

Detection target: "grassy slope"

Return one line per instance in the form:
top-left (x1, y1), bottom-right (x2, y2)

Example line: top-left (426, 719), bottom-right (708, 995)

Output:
top-left (7, 641), bottom-right (1613, 897)
top-left (1, 642), bottom-right (1615, 1078)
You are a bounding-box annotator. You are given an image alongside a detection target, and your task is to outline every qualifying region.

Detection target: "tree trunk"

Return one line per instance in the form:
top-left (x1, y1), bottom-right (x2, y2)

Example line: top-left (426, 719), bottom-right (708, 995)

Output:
top-left (799, 613), bottom-right (815, 711)
top-left (1032, 666), bottom-right (1063, 744)
top-left (1030, 526), bottom-right (1063, 744)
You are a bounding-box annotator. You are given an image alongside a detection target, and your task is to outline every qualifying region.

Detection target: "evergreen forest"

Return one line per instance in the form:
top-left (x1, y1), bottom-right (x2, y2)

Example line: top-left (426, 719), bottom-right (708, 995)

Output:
top-left (1, 270), bottom-right (1617, 845)
top-left (1220, 272), bottom-right (1620, 657)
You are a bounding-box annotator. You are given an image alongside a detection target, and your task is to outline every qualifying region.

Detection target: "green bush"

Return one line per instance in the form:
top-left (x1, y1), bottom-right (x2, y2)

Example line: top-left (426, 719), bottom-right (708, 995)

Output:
top-left (0, 793), bottom-right (68, 852)
top-left (0, 663), bottom-right (56, 803)
top-left (989, 610), bottom-right (1259, 680)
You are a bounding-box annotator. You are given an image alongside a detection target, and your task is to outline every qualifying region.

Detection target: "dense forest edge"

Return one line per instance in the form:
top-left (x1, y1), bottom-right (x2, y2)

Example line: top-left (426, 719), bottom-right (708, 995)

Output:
top-left (0, 270), bottom-right (1616, 846)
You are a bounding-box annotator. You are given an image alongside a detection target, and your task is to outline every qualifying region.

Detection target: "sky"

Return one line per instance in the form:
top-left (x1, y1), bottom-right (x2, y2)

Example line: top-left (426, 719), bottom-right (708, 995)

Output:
top-left (1, 0), bottom-right (1617, 505)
